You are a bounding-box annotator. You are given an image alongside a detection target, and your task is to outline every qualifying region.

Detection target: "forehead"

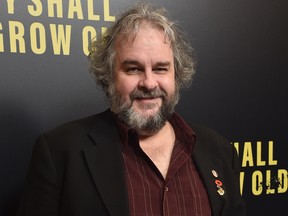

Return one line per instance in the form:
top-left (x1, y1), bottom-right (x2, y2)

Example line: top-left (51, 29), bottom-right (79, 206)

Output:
top-left (115, 26), bottom-right (173, 63)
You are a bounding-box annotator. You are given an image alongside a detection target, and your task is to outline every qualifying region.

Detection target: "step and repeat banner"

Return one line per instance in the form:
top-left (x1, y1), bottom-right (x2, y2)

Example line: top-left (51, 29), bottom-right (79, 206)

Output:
top-left (1, 0), bottom-right (287, 215)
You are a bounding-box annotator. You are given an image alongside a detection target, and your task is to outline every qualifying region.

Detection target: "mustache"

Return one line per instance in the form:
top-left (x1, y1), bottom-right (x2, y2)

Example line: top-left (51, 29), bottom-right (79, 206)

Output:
top-left (130, 88), bottom-right (166, 100)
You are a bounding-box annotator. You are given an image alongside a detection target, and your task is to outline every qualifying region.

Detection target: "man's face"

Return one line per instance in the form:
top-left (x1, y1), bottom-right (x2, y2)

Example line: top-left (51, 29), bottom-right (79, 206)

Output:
top-left (109, 25), bottom-right (178, 136)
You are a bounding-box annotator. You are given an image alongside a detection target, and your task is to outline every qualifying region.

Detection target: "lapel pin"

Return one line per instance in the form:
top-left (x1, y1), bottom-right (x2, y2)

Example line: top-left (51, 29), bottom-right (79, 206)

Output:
top-left (212, 170), bottom-right (218, 178)
top-left (217, 186), bottom-right (225, 195)
top-left (211, 171), bottom-right (225, 196)
top-left (215, 179), bottom-right (222, 186)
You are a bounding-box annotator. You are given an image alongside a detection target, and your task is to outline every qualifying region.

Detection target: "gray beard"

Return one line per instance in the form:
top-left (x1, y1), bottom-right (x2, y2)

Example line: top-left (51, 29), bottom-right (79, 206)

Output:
top-left (108, 87), bottom-right (179, 136)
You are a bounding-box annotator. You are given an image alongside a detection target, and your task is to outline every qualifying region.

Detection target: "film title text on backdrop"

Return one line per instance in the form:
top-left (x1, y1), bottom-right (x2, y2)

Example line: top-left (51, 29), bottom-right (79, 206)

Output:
top-left (233, 141), bottom-right (287, 196)
top-left (0, 0), bottom-right (115, 55)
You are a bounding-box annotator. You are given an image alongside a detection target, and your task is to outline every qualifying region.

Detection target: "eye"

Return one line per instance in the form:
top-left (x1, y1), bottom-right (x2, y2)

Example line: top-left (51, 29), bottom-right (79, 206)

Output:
top-left (126, 67), bottom-right (141, 74)
top-left (153, 67), bottom-right (168, 73)
top-left (128, 67), bottom-right (139, 72)
top-left (126, 67), bottom-right (139, 73)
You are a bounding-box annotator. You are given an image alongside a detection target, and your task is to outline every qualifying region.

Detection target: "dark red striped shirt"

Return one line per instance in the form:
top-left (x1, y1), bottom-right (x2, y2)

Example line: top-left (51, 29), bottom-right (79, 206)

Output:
top-left (115, 113), bottom-right (211, 216)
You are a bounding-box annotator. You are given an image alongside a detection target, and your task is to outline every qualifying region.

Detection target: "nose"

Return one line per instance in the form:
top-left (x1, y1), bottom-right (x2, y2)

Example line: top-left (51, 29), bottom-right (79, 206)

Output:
top-left (138, 70), bottom-right (158, 90)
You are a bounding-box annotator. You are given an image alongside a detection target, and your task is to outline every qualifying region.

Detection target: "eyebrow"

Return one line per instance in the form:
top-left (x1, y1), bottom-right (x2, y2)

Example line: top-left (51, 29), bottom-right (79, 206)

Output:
top-left (121, 60), bottom-right (171, 67)
top-left (154, 61), bottom-right (171, 67)
top-left (121, 60), bottom-right (141, 66)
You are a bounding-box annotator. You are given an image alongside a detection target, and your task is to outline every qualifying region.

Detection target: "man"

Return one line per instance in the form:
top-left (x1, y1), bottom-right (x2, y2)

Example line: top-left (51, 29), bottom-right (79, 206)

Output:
top-left (18, 3), bottom-right (245, 216)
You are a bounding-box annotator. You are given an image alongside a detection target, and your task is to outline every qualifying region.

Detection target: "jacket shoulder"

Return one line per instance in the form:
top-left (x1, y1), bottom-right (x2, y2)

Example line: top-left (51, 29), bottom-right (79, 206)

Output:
top-left (44, 110), bottom-right (112, 138)
top-left (190, 123), bottom-right (231, 149)
top-left (38, 110), bottom-right (115, 151)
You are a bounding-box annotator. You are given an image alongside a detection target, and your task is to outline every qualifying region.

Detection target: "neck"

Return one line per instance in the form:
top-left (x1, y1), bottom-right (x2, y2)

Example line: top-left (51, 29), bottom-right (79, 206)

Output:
top-left (139, 121), bottom-right (175, 178)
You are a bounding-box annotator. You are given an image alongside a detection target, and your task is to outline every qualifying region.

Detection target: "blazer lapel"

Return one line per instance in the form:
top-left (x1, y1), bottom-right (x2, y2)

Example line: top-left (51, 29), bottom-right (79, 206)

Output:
top-left (83, 111), bottom-right (129, 216)
top-left (193, 137), bottom-right (226, 216)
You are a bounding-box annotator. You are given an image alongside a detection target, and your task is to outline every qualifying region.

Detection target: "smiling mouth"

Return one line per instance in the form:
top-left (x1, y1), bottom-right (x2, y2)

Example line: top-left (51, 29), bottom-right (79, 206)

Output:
top-left (135, 96), bottom-right (160, 101)
top-left (137, 96), bottom-right (155, 99)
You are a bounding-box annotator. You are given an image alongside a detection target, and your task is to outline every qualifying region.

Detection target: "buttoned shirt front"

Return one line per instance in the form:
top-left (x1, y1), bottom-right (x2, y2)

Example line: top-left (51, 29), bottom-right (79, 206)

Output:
top-left (114, 112), bottom-right (211, 216)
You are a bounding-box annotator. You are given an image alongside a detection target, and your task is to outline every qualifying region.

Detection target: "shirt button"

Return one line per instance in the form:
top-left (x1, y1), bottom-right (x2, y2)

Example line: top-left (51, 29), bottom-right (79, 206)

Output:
top-left (165, 187), bottom-right (169, 192)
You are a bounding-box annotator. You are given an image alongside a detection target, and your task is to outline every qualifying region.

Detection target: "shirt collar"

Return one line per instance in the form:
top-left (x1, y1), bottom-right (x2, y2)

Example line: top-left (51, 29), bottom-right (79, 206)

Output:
top-left (112, 112), bottom-right (196, 154)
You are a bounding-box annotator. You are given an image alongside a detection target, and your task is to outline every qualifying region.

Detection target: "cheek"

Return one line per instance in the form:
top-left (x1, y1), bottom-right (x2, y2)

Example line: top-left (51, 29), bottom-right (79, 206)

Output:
top-left (115, 76), bottom-right (138, 98)
top-left (159, 76), bottom-right (176, 94)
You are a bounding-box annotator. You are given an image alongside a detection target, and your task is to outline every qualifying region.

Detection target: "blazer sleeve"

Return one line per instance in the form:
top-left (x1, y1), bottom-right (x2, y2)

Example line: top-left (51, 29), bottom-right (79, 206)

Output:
top-left (17, 134), bottom-right (60, 216)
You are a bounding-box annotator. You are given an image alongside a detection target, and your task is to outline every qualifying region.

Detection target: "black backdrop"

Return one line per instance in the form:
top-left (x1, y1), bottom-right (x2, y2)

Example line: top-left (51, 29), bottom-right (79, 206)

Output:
top-left (1, 0), bottom-right (287, 215)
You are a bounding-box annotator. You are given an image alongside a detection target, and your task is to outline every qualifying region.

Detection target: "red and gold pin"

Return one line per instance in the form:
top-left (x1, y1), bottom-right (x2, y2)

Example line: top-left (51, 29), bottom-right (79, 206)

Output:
top-left (212, 170), bottom-right (225, 196)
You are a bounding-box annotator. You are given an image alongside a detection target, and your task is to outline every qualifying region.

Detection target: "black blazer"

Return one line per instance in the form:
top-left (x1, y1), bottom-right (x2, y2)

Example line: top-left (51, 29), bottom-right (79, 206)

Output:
top-left (17, 110), bottom-right (245, 216)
